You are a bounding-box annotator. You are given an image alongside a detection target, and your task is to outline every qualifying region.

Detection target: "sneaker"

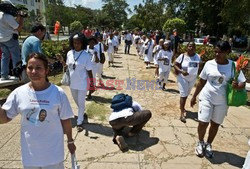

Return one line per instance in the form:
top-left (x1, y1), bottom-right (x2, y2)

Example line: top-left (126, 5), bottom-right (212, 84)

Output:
top-left (115, 135), bottom-right (128, 151)
top-left (195, 141), bottom-right (205, 157)
top-left (0, 76), bottom-right (10, 80)
top-left (205, 143), bottom-right (214, 158)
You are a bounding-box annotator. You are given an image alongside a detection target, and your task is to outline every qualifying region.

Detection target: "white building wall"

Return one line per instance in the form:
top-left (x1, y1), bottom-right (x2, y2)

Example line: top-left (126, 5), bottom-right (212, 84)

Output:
top-left (9, 0), bottom-right (46, 25)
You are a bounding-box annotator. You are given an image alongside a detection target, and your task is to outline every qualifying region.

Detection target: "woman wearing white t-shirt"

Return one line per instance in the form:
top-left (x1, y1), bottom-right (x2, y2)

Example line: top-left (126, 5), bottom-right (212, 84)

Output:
top-left (191, 41), bottom-right (246, 158)
top-left (157, 41), bottom-right (173, 90)
top-left (107, 33), bottom-right (116, 67)
top-left (153, 39), bottom-right (164, 78)
top-left (139, 35), bottom-right (147, 59)
top-left (174, 42), bottom-right (201, 123)
top-left (0, 53), bottom-right (76, 168)
top-left (144, 34), bottom-right (154, 68)
top-left (66, 33), bottom-right (94, 132)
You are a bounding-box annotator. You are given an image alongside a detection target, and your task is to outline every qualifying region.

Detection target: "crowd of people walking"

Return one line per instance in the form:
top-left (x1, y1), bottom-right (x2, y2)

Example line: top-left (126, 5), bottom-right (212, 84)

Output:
top-left (0, 16), bottom-right (249, 168)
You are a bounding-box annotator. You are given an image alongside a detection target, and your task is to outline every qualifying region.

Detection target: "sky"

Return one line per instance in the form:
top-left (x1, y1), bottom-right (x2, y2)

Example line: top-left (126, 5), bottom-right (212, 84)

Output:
top-left (64, 0), bottom-right (143, 12)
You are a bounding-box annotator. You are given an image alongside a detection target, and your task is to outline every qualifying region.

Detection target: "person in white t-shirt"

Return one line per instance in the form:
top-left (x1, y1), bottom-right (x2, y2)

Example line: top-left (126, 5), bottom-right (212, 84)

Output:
top-left (107, 33), bottom-right (116, 67)
top-left (139, 35), bottom-right (147, 59)
top-left (0, 0), bottom-right (23, 80)
top-left (174, 42), bottom-right (201, 123)
top-left (109, 99), bottom-right (152, 151)
top-left (94, 35), bottom-right (105, 83)
top-left (0, 52), bottom-right (76, 168)
top-left (144, 33), bottom-right (155, 68)
top-left (191, 41), bottom-right (246, 158)
top-left (66, 33), bottom-right (95, 132)
top-left (157, 41), bottom-right (173, 90)
top-left (87, 36), bottom-right (99, 99)
top-left (153, 39), bottom-right (164, 79)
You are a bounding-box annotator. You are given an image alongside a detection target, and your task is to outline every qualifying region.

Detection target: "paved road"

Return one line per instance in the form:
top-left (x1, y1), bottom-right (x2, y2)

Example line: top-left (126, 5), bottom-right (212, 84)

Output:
top-left (0, 43), bottom-right (249, 169)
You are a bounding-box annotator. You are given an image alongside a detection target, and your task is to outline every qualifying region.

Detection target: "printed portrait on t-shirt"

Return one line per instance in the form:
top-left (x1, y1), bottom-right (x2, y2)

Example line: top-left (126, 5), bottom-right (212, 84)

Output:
top-left (26, 108), bottom-right (49, 124)
top-left (211, 76), bottom-right (225, 85)
top-left (39, 109), bottom-right (47, 122)
top-left (189, 62), bottom-right (198, 68)
top-left (164, 58), bottom-right (169, 65)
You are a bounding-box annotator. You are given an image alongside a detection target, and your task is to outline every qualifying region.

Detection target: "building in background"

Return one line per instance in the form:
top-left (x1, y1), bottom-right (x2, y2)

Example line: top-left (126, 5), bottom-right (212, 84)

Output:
top-left (10, 0), bottom-right (46, 25)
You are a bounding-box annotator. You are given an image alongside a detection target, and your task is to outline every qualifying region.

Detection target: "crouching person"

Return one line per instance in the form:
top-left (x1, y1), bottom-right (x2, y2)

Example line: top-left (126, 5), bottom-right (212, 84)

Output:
top-left (109, 94), bottom-right (152, 151)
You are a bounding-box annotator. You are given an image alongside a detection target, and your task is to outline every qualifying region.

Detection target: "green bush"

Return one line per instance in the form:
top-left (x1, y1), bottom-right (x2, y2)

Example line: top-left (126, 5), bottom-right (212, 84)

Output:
top-left (42, 40), bottom-right (70, 60)
top-left (163, 18), bottom-right (186, 35)
top-left (70, 21), bottom-right (83, 34)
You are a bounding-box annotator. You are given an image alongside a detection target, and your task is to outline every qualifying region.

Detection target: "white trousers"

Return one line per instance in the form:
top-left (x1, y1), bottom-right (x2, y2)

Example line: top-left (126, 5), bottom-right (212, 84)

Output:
top-left (159, 71), bottom-right (170, 84)
top-left (92, 63), bottom-right (102, 85)
top-left (23, 161), bottom-right (64, 169)
top-left (107, 52), bottom-right (114, 62)
top-left (70, 89), bottom-right (87, 125)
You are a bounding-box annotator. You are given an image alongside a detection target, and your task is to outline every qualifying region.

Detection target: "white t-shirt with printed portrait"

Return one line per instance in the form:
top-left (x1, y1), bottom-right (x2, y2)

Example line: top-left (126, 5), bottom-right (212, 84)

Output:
top-left (66, 50), bottom-right (92, 90)
top-left (2, 84), bottom-right (74, 167)
top-left (199, 59), bottom-right (246, 105)
top-left (157, 50), bottom-right (173, 73)
top-left (176, 53), bottom-right (201, 82)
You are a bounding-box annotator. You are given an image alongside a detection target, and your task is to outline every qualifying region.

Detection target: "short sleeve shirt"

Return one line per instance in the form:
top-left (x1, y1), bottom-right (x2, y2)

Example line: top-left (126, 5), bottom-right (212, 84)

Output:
top-left (199, 59), bottom-right (246, 105)
top-left (2, 84), bottom-right (74, 167)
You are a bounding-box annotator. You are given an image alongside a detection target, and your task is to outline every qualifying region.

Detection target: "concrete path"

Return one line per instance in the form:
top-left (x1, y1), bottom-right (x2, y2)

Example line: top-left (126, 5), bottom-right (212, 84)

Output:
top-left (0, 43), bottom-right (249, 169)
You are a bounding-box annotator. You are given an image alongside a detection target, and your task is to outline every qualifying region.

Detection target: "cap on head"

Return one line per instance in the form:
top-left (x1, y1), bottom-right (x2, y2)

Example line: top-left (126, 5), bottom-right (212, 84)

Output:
top-left (173, 29), bottom-right (177, 32)
top-left (1, 0), bottom-right (15, 6)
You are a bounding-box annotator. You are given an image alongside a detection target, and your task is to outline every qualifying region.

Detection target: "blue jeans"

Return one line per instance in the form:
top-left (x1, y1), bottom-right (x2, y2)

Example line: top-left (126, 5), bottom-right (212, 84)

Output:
top-left (0, 38), bottom-right (21, 78)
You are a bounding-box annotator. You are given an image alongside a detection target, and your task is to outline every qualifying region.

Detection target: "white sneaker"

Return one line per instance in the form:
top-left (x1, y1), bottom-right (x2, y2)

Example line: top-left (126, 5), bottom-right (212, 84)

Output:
top-left (195, 141), bottom-right (205, 157)
top-left (205, 143), bottom-right (214, 158)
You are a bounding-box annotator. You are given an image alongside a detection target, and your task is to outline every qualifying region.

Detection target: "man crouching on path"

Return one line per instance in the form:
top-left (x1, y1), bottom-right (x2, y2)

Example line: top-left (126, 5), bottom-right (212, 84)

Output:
top-left (109, 94), bottom-right (152, 151)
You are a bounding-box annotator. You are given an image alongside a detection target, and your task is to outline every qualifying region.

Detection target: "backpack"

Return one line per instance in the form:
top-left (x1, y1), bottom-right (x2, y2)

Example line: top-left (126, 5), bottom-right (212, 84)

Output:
top-left (111, 93), bottom-right (133, 112)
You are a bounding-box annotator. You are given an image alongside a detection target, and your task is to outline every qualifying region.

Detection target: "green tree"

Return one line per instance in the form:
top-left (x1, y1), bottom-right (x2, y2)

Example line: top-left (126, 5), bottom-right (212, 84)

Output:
top-left (132, 0), bottom-right (168, 31)
top-left (163, 18), bottom-right (186, 35)
top-left (102, 0), bottom-right (130, 29)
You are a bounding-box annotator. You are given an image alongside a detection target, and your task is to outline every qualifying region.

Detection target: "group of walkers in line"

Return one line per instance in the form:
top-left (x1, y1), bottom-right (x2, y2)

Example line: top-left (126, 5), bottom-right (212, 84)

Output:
top-left (0, 7), bottom-right (249, 168)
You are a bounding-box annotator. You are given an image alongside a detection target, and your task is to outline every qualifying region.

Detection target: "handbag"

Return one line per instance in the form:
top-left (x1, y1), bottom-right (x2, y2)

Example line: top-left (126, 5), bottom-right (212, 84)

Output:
top-left (61, 68), bottom-right (70, 86)
top-left (99, 43), bottom-right (105, 64)
top-left (226, 61), bottom-right (248, 106)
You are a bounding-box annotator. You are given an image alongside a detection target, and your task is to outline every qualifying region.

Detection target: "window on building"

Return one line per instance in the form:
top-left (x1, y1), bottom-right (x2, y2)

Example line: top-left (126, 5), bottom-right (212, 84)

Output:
top-left (23, 0), bottom-right (27, 4)
top-left (31, 0), bottom-right (34, 6)
top-left (36, 9), bottom-right (41, 15)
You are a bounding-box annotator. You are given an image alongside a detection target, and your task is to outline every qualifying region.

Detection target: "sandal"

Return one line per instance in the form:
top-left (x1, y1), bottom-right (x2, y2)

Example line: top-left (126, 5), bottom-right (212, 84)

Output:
top-left (77, 124), bottom-right (84, 132)
top-left (180, 116), bottom-right (186, 123)
top-left (115, 136), bottom-right (128, 151)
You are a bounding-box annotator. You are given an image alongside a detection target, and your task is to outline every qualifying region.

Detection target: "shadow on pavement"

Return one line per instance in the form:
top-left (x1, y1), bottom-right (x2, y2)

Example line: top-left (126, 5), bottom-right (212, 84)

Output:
top-left (102, 74), bottom-right (116, 79)
top-left (126, 129), bottom-right (159, 151)
top-left (167, 79), bottom-right (176, 83)
top-left (113, 61), bottom-right (122, 64)
top-left (90, 95), bottom-right (112, 104)
top-left (185, 110), bottom-right (198, 122)
top-left (207, 151), bottom-right (245, 168)
top-left (165, 88), bottom-right (179, 94)
top-left (111, 65), bottom-right (123, 68)
top-left (70, 116), bottom-right (113, 137)
top-left (114, 56), bottom-right (122, 59)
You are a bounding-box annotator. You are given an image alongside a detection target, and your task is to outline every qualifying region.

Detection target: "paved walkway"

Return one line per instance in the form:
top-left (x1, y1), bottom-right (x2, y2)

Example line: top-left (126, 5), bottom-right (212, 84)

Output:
top-left (0, 43), bottom-right (249, 169)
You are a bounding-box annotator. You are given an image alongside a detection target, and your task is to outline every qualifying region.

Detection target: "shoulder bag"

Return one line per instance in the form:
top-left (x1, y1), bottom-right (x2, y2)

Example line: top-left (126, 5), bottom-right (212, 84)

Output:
top-left (226, 61), bottom-right (247, 106)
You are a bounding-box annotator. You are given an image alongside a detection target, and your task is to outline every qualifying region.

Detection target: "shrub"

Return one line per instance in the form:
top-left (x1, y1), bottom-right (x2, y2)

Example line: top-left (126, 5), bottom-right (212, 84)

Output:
top-left (42, 40), bottom-right (70, 60)
top-left (70, 21), bottom-right (83, 34)
top-left (163, 18), bottom-right (186, 35)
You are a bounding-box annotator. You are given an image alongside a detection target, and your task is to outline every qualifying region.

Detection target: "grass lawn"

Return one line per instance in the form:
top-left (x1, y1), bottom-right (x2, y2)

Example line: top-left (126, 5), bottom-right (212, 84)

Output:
top-left (86, 102), bottom-right (110, 121)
